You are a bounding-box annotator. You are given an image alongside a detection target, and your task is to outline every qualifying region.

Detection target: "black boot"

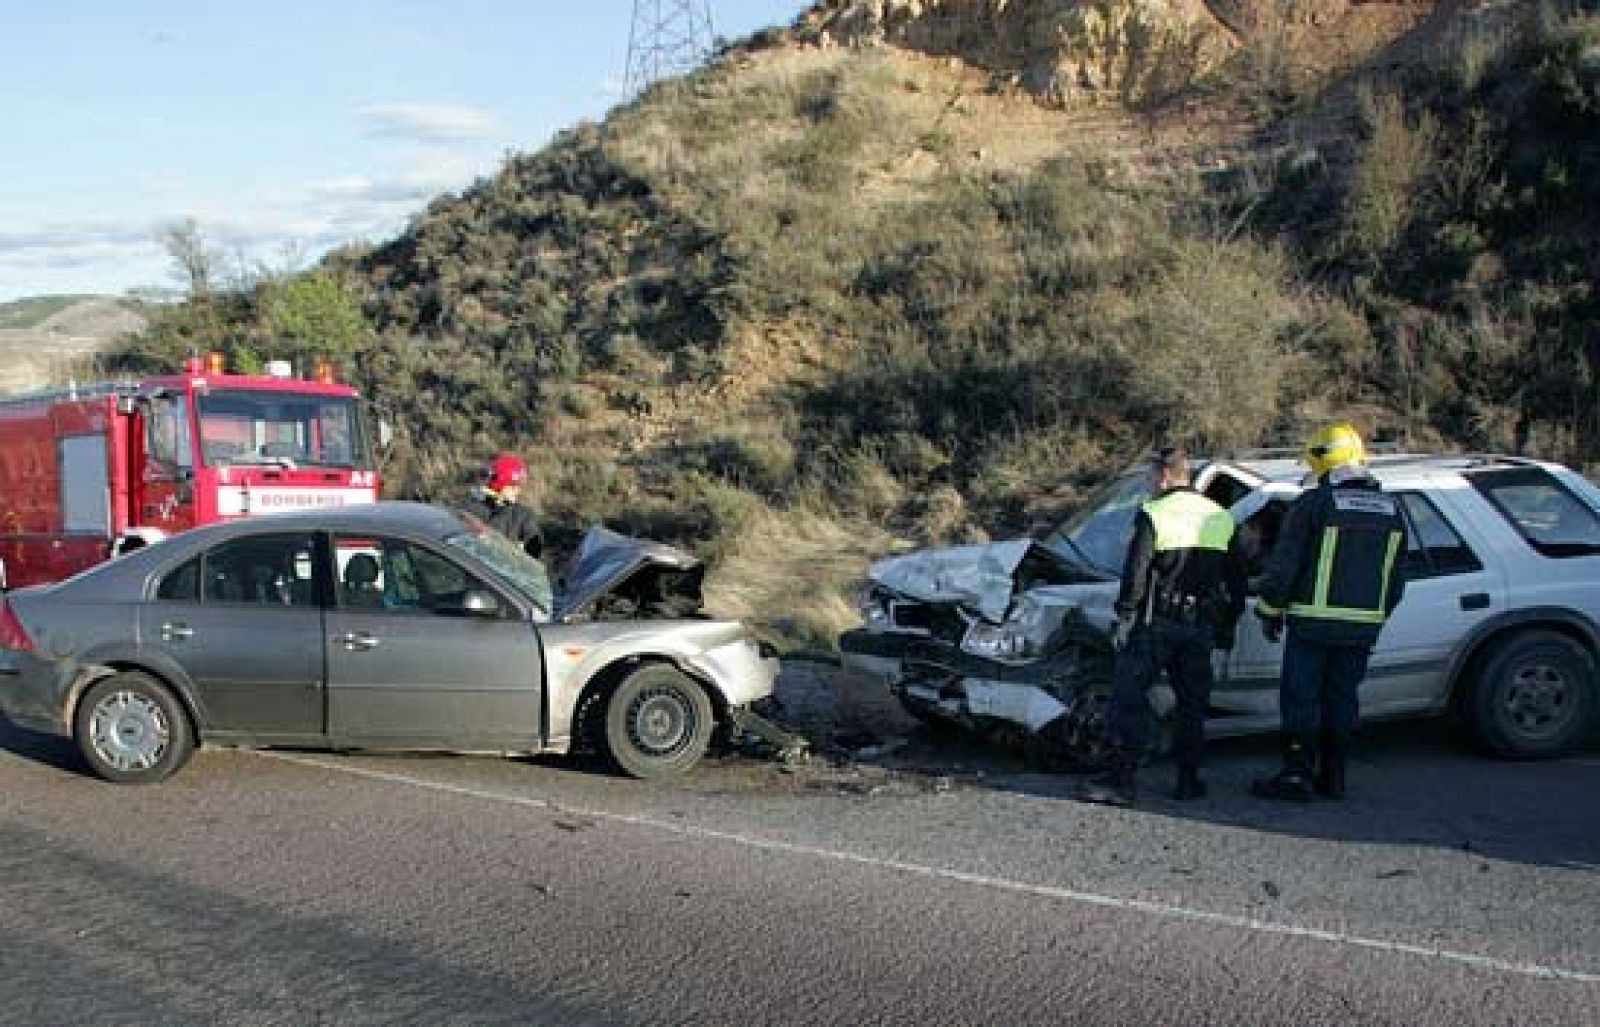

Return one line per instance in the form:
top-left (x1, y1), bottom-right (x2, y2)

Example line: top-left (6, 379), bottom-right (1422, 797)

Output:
top-left (1172, 765), bottom-right (1207, 800)
top-left (1080, 755), bottom-right (1137, 807)
top-left (1252, 736), bottom-right (1315, 801)
top-left (1316, 732), bottom-right (1347, 799)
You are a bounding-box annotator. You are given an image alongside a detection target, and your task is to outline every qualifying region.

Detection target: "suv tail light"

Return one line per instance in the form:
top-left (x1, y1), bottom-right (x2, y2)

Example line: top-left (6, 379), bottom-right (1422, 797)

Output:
top-left (0, 600), bottom-right (34, 653)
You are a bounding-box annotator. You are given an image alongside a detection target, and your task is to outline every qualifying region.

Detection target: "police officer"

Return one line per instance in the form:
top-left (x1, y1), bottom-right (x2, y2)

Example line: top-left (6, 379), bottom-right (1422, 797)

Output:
top-left (461, 452), bottom-right (545, 559)
top-left (1252, 423), bottom-right (1407, 800)
top-left (1081, 447), bottom-right (1247, 806)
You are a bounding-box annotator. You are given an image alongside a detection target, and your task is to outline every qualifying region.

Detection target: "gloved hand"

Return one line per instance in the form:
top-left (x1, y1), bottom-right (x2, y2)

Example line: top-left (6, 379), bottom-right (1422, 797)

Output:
top-left (1112, 613), bottom-right (1135, 652)
top-left (1255, 608), bottom-right (1284, 644)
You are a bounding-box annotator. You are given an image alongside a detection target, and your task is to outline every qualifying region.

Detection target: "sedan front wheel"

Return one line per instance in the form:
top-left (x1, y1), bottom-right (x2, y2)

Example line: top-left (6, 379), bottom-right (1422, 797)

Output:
top-left (604, 664), bottom-right (715, 780)
top-left (73, 671), bottom-right (194, 784)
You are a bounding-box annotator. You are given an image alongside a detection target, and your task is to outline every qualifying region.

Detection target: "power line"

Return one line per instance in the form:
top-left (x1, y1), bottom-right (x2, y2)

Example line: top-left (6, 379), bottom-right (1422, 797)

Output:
top-left (624, 0), bottom-right (716, 94)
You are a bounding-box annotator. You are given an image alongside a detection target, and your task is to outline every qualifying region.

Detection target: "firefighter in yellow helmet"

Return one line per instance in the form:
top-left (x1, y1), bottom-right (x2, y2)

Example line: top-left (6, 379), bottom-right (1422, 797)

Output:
top-left (1252, 423), bottom-right (1408, 800)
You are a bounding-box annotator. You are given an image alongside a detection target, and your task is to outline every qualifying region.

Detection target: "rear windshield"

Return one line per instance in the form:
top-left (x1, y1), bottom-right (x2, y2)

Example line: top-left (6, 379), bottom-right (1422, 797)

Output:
top-left (1468, 467), bottom-right (1600, 558)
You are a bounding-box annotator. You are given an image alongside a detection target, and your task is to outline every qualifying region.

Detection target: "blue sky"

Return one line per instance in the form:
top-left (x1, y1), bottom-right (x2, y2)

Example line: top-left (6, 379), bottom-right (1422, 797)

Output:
top-left (0, 0), bottom-right (807, 302)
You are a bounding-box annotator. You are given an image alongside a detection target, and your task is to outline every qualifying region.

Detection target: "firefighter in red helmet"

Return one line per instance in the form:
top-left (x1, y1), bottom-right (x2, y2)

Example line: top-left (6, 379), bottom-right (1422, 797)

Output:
top-left (462, 452), bottom-right (544, 558)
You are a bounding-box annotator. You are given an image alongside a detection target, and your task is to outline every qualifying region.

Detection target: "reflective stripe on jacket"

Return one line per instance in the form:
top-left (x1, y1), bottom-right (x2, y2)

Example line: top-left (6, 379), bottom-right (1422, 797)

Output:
top-left (1116, 487), bottom-right (1246, 628)
top-left (1257, 469), bottom-right (1407, 647)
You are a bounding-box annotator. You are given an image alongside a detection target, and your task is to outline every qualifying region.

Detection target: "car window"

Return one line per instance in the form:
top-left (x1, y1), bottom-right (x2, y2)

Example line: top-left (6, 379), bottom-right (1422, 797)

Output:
top-left (1469, 467), bottom-right (1600, 558)
top-left (334, 535), bottom-right (506, 617)
top-left (157, 557), bottom-right (201, 602)
top-left (202, 533), bottom-right (320, 607)
top-left (1044, 470), bottom-right (1153, 575)
top-left (1396, 493), bottom-right (1482, 579)
top-left (1238, 499), bottom-right (1289, 591)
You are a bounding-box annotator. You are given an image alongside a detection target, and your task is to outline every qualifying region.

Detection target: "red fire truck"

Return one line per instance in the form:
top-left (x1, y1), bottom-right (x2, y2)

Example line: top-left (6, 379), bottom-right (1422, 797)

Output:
top-left (0, 354), bottom-right (380, 590)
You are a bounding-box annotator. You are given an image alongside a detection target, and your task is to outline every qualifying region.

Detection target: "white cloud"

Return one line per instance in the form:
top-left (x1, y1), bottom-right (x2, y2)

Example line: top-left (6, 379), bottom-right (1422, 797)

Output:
top-left (0, 147), bottom-right (506, 301)
top-left (361, 101), bottom-right (501, 142)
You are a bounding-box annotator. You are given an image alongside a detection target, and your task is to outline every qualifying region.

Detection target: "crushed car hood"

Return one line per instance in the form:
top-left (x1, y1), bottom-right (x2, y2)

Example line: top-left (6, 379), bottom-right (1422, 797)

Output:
top-left (868, 538), bottom-right (1109, 624)
top-left (868, 541), bottom-right (1036, 622)
top-left (555, 526), bottom-right (706, 622)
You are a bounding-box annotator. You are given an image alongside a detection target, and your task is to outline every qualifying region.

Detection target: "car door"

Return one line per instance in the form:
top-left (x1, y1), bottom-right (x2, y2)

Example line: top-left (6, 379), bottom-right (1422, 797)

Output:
top-left (140, 531), bottom-right (326, 739)
top-left (323, 534), bottom-right (544, 749)
top-left (1359, 490), bottom-right (1501, 716)
top-left (1224, 489), bottom-right (1501, 721)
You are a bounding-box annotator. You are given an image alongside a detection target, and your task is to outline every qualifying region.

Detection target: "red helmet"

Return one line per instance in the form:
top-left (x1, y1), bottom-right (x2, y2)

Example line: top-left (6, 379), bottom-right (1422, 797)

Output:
top-left (485, 452), bottom-right (527, 491)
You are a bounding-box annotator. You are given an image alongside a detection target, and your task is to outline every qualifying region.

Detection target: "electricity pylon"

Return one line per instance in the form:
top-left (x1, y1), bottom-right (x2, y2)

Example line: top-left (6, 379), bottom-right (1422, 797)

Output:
top-left (624, 0), bottom-right (716, 94)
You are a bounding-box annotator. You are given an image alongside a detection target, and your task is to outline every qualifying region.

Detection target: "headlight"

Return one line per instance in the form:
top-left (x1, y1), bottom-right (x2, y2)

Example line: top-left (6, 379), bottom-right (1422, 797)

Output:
top-left (961, 621), bottom-right (1032, 661)
top-left (859, 588), bottom-right (890, 628)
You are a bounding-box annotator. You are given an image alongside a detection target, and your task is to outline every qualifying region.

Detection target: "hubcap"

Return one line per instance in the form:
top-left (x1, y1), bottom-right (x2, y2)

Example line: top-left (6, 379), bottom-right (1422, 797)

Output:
top-left (89, 691), bottom-right (170, 772)
top-left (1503, 661), bottom-right (1574, 741)
top-left (627, 687), bottom-right (695, 757)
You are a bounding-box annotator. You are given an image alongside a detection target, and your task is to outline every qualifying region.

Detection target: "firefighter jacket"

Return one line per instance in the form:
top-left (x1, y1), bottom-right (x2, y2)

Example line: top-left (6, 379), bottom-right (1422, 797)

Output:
top-left (1256, 466), bottom-right (1408, 648)
top-left (1116, 487), bottom-right (1247, 635)
top-left (461, 493), bottom-right (545, 559)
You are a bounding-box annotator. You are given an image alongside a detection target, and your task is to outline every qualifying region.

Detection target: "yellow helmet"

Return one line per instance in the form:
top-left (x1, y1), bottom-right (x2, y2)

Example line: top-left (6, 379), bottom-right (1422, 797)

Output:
top-left (1303, 422), bottom-right (1366, 478)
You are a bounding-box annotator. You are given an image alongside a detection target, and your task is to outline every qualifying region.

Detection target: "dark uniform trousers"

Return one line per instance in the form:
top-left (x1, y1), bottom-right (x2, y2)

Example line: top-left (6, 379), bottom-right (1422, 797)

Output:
top-left (1109, 618), bottom-right (1214, 769)
top-left (1279, 633), bottom-right (1371, 742)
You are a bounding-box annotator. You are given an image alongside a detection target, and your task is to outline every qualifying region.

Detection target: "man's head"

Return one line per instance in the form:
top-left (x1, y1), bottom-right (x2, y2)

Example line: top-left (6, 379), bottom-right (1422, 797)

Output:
top-left (485, 452), bottom-right (527, 501)
top-left (1302, 422), bottom-right (1365, 479)
top-left (1147, 445), bottom-right (1192, 492)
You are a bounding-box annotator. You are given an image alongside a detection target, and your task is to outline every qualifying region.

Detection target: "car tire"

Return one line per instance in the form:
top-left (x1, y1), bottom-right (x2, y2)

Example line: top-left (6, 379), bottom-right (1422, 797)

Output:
top-left (73, 671), bottom-right (194, 784)
top-left (1466, 631), bottom-right (1596, 759)
top-left (604, 664), bottom-right (715, 779)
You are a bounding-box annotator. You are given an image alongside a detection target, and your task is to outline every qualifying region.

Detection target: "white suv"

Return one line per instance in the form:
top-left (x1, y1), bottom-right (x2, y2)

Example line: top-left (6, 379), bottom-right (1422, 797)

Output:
top-left (841, 455), bottom-right (1600, 765)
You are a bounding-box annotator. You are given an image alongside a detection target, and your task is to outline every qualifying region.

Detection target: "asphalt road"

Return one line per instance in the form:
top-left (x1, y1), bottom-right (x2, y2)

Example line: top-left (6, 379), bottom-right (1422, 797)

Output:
top-left (2, 672), bottom-right (1597, 1026)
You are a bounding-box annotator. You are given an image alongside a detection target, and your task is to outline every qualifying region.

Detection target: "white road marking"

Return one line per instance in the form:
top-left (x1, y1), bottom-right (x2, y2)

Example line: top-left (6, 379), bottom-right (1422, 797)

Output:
top-left (262, 752), bottom-right (1600, 986)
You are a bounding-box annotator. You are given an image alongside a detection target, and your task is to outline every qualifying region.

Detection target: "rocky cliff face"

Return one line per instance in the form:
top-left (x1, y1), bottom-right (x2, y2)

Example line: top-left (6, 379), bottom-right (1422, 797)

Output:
top-left (785, 1), bottom-right (1444, 104)
top-left (793, 0), bottom-right (1235, 104)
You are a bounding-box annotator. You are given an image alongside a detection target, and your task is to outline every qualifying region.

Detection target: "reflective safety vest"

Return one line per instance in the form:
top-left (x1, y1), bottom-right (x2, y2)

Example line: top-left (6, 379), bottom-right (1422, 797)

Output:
top-left (1144, 490), bottom-right (1236, 556)
top-left (1115, 488), bottom-right (1241, 628)
top-left (1257, 476), bottom-right (1407, 646)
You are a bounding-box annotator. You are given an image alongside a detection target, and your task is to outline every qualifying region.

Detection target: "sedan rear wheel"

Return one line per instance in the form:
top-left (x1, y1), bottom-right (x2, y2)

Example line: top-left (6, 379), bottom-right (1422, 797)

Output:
top-left (604, 664), bottom-right (715, 779)
top-left (1467, 631), bottom-right (1596, 759)
top-left (74, 672), bottom-right (194, 784)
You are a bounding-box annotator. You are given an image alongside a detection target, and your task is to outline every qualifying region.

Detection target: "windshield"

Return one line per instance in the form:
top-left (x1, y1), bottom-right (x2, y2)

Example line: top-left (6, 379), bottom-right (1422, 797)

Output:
top-left (447, 525), bottom-right (553, 618)
top-left (196, 389), bottom-right (371, 469)
top-left (1042, 470), bottom-right (1153, 576)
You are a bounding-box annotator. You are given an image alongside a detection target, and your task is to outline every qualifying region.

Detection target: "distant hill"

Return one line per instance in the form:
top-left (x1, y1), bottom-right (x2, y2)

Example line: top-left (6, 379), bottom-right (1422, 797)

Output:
top-left (114, 0), bottom-right (1600, 644)
top-left (0, 296), bottom-right (148, 395)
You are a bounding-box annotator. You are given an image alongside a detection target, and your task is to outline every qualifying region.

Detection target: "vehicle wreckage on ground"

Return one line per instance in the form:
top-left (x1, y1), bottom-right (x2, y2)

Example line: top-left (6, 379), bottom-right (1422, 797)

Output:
top-left (841, 454), bottom-right (1600, 768)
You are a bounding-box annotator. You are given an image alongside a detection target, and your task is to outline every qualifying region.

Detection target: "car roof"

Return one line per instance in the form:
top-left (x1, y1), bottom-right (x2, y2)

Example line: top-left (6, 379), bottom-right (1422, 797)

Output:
top-left (47, 501), bottom-right (469, 598)
top-left (1218, 452), bottom-right (1559, 487)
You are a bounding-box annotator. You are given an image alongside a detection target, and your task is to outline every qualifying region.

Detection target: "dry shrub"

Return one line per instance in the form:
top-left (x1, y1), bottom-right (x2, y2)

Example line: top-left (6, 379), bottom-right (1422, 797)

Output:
top-left (1341, 87), bottom-right (1440, 266)
top-left (705, 503), bottom-right (893, 651)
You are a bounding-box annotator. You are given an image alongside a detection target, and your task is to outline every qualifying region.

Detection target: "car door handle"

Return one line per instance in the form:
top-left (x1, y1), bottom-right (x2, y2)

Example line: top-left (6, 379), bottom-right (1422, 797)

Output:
top-left (161, 622), bottom-right (194, 642)
top-left (339, 632), bottom-right (380, 651)
top-left (1459, 593), bottom-right (1490, 611)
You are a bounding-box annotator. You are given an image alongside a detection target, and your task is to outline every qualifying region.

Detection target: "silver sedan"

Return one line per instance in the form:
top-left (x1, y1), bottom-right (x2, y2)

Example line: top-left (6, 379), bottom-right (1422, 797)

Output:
top-left (0, 502), bottom-right (777, 783)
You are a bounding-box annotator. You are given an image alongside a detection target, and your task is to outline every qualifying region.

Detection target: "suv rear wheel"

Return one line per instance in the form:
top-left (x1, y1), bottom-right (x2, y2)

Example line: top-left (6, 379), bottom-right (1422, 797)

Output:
top-left (1466, 631), bottom-right (1596, 759)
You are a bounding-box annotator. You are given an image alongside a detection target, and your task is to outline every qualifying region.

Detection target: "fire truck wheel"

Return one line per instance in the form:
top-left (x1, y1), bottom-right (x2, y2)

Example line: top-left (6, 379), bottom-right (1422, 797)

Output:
top-left (73, 672), bottom-right (195, 784)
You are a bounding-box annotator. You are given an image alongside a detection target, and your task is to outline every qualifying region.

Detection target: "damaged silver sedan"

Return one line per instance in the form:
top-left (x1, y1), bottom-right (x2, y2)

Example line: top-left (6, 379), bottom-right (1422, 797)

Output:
top-left (0, 503), bottom-right (781, 783)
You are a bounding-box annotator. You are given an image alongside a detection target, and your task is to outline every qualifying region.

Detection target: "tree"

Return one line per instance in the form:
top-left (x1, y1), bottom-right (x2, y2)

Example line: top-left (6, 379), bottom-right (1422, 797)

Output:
top-left (258, 269), bottom-right (376, 365)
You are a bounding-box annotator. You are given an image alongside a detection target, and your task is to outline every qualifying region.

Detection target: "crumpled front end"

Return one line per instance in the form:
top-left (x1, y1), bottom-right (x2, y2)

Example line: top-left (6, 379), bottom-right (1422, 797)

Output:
top-left (842, 539), bottom-right (1124, 768)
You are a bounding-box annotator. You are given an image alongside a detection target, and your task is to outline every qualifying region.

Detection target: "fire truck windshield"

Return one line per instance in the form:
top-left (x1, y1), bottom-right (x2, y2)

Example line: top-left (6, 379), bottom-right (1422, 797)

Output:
top-left (195, 390), bottom-right (371, 470)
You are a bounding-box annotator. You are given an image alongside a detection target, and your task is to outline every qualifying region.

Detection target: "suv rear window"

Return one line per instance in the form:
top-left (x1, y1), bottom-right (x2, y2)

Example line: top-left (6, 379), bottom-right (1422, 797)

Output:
top-left (1468, 467), bottom-right (1600, 558)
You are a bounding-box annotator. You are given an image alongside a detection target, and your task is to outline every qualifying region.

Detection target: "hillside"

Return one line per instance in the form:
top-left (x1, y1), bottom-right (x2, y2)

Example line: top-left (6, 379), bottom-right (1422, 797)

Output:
top-left (0, 296), bottom-right (147, 395)
top-left (116, 0), bottom-right (1600, 644)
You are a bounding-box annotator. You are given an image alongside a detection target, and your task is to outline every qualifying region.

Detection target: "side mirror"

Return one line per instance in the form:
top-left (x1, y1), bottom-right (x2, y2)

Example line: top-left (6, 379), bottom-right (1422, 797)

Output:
top-left (378, 420), bottom-right (394, 451)
top-left (441, 590), bottom-right (501, 618)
